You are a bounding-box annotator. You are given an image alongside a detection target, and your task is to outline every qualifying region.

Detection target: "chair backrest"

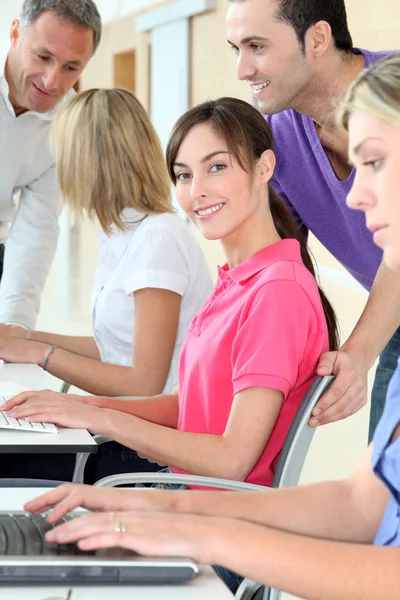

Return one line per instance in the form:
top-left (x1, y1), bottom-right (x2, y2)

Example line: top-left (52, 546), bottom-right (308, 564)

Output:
top-left (272, 375), bottom-right (334, 489)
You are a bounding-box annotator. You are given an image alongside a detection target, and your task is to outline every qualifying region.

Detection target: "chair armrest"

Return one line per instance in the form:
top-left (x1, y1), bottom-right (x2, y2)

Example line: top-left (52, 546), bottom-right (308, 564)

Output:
top-left (235, 579), bottom-right (267, 599)
top-left (72, 435), bottom-right (113, 483)
top-left (93, 472), bottom-right (267, 491)
top-left (60, 381), bottom-right (71, 393)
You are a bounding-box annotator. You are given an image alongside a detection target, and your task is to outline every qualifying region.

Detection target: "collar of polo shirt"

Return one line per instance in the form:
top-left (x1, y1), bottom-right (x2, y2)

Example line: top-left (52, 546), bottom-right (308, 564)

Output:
top-left (222, 238), bottom-right (303, 284)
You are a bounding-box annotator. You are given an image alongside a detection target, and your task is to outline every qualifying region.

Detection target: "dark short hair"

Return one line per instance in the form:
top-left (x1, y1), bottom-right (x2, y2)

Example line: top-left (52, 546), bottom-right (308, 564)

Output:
top-left (229, 0), bottom-right (353, 53)
top-left (20, 0), bottom-right (102, 53)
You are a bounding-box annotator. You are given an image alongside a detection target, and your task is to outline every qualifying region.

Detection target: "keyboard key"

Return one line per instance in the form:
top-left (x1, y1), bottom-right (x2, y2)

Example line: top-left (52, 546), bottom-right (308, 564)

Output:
top-left (43, 422), bottom-right (58, 431)
top-left (0, 521), bottom-right (7, 554)
top-left (31, 422), bottom-right (45, 430)
top-left (0, 515), bottom-right (25, 555)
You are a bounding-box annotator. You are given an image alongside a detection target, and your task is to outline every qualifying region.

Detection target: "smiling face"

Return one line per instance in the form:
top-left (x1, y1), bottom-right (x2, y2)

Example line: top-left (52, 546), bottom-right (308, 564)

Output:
top-left (226, 0), bottom-right (314, 114)
top-left (6, 11), bottom-right (94, 114)
top-left (172, 123), bottom-right (275, 244)
top-left (347, 110), bottom-right (400, 271)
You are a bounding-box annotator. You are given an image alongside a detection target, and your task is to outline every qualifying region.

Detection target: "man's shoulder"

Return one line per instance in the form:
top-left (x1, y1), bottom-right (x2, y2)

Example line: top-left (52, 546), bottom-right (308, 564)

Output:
top-left (265, 109), bottom-right (310, 153)
top-left (358, 47), bottom-right (397, 66)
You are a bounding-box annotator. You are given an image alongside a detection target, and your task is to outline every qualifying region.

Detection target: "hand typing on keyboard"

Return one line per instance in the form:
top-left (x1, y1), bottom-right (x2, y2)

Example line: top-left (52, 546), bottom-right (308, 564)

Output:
top-left (1, 389), bottom-right (107, 434)
top-left (0, 395), bottom-right (58, 433)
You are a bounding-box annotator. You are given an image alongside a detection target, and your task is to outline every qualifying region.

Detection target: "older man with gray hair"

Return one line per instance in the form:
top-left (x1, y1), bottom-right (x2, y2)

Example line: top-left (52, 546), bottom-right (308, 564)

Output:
top-left (0, 0), bottom-right (101, 329)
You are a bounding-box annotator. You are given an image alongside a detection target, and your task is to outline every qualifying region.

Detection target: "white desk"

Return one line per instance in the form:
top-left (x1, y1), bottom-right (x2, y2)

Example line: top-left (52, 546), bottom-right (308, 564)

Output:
top-left (0, 364), bottom-right (97, 454)
top-left (0, 488), bottom-right (233, 600)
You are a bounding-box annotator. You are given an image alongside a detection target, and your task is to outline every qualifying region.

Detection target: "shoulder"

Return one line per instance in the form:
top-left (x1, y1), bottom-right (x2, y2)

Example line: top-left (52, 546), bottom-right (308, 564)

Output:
top-left (251, 259), bottom-right (321, 313)
top-left (266, 110), bottom-right (308, 140)
top-left (136, 212), bottom-right (194, 244)
top-left (266, 110), bottom-right (311, 162)
top-left (356, 47), bottom-right (397, 66)
top-left (129, 212), bottom-right (205, 265)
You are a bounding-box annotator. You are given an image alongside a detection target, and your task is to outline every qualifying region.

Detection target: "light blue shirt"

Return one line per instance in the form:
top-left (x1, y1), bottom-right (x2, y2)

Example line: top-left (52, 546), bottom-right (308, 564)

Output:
top-left (372, 359), bottom-right (400, 545)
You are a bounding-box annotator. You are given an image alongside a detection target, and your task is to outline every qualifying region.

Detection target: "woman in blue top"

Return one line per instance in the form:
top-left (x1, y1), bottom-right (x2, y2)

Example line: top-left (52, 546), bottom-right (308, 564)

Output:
top-left (23, 53), bottom-right (400, 599)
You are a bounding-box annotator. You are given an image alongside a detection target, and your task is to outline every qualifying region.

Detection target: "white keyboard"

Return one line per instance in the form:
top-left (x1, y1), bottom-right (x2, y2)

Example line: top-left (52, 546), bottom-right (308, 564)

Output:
top-left (0, 395), bottom-right (58, 434)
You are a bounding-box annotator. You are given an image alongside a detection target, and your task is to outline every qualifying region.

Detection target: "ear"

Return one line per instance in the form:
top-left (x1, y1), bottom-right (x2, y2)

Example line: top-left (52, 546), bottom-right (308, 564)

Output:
top-left (257, 149), bottom-right (276, 184)
top-left (9, 19), bottom-right (21, 48)
top-left (306, 20), bottom-right (332, 58)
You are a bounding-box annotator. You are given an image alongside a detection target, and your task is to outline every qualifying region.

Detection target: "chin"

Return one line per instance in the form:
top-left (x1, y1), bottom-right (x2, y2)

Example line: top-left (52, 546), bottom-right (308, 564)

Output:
top-left (384, 250), bottom-right (400, 273)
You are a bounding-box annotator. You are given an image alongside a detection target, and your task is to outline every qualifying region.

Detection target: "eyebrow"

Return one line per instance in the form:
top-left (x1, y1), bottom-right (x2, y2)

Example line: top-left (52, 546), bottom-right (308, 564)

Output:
top-left (174, 151), bottom-right (229, 168)
top-left (227, 35), bottom-right (269, 46)
top-left (35, 47), bottom-right (83, 66)
top-left (352, 137), bottom-right (384, 156)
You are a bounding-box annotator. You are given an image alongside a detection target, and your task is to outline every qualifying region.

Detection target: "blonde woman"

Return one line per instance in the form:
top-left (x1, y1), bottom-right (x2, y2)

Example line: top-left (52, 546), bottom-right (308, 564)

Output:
top-left (25, 53), bottom-right (400, 600)
top-left (0, 89), bottom-right (212, 481)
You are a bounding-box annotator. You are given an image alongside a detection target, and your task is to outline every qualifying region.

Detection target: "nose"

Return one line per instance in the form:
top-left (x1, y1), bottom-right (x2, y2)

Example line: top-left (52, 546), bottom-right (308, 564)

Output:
top-left (190, 175), bottom-right (208, 202)
top-left (236, 50), bottom-right (257, 82)
top-left (347, 170), bottom-right (376, 212)
top-left (42, 65), bottom-right (62, 90)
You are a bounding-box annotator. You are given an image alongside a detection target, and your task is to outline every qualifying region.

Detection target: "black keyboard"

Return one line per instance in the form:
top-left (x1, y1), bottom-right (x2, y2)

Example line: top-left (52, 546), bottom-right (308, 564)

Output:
top-left (0, 513), bottom-right (94, 556)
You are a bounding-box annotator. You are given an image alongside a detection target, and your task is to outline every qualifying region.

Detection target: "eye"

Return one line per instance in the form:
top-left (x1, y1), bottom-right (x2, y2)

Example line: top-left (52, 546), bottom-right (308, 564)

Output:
top-left (210, 163), bottom-right (226, 173)
top-left (38, 54), bottom-right (50, 61)
top-left (364, 158), bottom-right (384, 171)
top-left (250, 44), bottom-right (263, 52)
top-left (229, 45), bottom-right (239, 55)
top-left (176, 172), bottom-right (192, 182)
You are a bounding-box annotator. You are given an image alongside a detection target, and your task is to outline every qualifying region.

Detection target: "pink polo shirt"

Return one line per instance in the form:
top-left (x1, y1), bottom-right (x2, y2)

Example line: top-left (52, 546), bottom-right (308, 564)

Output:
top-left (170, 239), bottom-right (329, 486)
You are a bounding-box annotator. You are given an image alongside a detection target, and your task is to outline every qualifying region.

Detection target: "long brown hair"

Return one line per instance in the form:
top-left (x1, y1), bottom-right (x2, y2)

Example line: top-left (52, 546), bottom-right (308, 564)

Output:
top-left (166, 97), bottom-right (339, 350)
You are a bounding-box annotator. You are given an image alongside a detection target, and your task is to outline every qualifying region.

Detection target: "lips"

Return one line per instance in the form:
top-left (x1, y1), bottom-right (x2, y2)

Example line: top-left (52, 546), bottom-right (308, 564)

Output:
top-left (194, 202), bottom-right (226, 218)
top-left (32, 82), bottom-right (52, 97)
top-left (368, 224), bottom-right (388, 234)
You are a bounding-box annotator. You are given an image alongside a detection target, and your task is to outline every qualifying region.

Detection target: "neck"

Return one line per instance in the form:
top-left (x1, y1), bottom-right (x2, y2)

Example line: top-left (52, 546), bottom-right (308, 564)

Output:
top-left (221, 211), bottom-right (281, 269)
top-left (293, 51), bottom-right (365, 131)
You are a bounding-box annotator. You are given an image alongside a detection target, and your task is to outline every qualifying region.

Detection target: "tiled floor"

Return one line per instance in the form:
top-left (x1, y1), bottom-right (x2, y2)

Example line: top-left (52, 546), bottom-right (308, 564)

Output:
top-left (36, 214), bottom-right (374, 600)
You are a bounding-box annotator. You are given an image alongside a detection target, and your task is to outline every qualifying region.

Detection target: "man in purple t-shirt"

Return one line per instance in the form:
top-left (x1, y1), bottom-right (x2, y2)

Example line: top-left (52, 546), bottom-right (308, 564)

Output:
top-left (227, 0), bottom-right (399, 441)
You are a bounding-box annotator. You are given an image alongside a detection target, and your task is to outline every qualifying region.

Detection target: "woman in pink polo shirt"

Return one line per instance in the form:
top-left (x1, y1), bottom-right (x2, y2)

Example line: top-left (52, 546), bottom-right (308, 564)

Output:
top-left (2, 98), bottom-right (338, 490)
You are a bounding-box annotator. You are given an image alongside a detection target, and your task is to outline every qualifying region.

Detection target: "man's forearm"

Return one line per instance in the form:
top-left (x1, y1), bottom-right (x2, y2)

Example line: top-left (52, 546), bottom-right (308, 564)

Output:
top-left (342, 261), bottom-right (400, 367)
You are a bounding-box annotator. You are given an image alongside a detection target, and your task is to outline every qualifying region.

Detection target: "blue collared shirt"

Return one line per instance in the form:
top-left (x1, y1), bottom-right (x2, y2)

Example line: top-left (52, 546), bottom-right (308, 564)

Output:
top-left (372, 359), bottom-right (400, 546)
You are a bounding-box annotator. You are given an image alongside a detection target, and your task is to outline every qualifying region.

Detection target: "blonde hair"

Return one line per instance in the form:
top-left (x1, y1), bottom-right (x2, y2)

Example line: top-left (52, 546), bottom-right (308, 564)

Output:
top-left (339, 52), bottom-right (400, 131)
top-left (51, 88), bottom-right (173, 233)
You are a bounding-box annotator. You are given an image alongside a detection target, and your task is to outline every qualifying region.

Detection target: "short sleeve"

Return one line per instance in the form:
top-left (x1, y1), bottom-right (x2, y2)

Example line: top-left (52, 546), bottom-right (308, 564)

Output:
top-left (123, 224), bottom-right (190, 297)
top-left (231, 280), bottom-right (316, 397)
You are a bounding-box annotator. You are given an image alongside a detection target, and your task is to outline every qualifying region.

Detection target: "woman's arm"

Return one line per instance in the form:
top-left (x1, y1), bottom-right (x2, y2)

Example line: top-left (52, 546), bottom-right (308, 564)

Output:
top-left (25, 446), bottom-right (389, 547)
top-left (0, 288), bottom-right (182, 397)
top-left (0, 324), bottom-right (101, 359)
top-left (102, 385), bottom-right (284, 481)
top-left (6, 385), bottom-right (284, 481)
top-left (39, 488), bottom-right (397, 600)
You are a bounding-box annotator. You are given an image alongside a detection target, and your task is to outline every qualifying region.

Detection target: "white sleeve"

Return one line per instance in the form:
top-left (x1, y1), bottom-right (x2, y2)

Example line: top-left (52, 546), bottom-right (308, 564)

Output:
top-left (0, 164), bottom-right (62, 328)
top-left (123, 225), bottom-right (191, 297)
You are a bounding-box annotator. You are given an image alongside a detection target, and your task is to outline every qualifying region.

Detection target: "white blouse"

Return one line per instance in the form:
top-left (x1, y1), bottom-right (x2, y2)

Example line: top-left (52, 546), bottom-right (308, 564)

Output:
top-left (91, 208), bottom-right (213, 393)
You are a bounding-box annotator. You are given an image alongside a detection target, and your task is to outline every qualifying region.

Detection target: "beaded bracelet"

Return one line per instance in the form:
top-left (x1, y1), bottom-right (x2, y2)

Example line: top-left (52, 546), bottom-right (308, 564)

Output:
top-left (41, 345), bottom-right (57, 371)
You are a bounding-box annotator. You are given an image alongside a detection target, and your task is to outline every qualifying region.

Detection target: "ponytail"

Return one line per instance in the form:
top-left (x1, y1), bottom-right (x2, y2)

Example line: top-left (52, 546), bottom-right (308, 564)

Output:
top-left (269, 186), bottom-right (339, 351)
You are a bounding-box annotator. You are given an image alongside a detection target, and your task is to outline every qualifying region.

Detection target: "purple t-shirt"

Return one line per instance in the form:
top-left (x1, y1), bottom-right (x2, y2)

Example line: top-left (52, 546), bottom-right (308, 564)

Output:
top-left (267, 49), bottom-right (391, 291)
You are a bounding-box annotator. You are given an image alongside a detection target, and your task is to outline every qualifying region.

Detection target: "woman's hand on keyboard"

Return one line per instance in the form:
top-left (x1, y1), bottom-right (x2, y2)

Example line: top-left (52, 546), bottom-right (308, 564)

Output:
top-left (1, 390), bottom-right (108, 432)
top-left (42, 508), bottom-right (227, 566)
top-left (24, 483), bottom-right (175, 523)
